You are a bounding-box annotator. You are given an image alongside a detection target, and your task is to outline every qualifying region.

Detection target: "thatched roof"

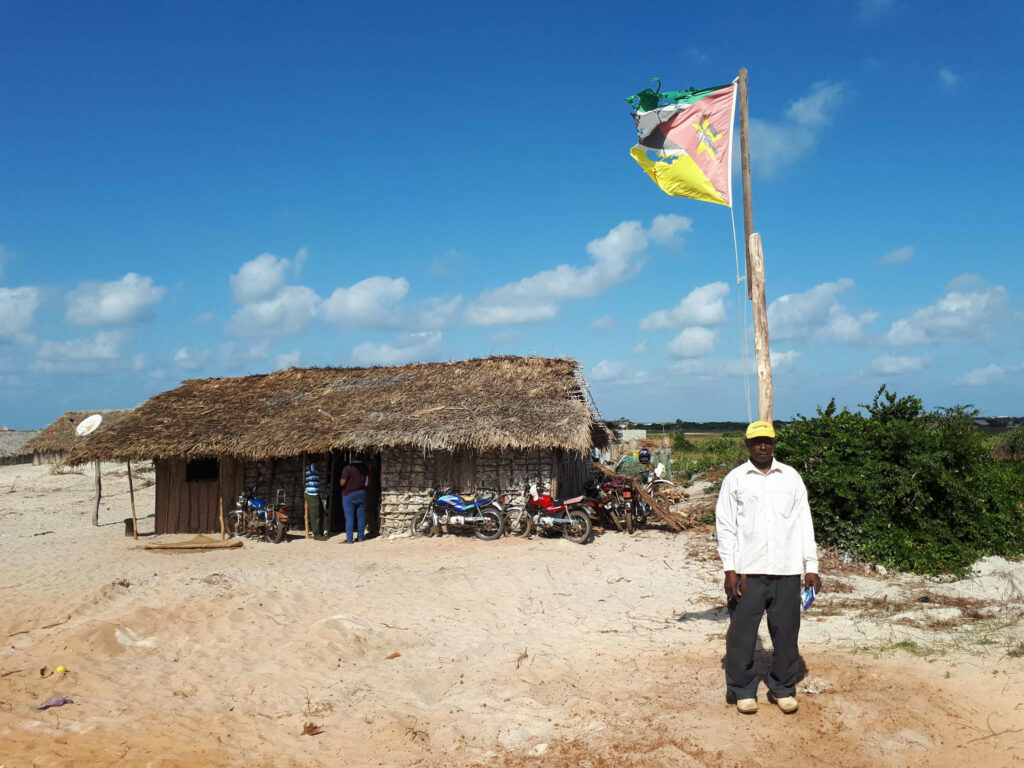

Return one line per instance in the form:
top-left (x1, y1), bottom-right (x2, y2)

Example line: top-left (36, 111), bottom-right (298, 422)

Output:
top-left (66, 356), bottom-right (606, 463)
top-left (22, 410), bottom-right (133, 456)
top-left (0, 429), bottom-right (39, 459)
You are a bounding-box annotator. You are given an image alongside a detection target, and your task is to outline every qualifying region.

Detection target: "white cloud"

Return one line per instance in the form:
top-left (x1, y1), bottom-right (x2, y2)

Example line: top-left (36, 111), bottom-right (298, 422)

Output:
top-left (667, 327), bottom-right (715, 358)
top-left (640, 282), bottom-right (729, 330)
top-left (672, 358), bottom-right (746, 380)
top-left (749, 81), bottom-right (845, 176)
top-left (231, 252), bottom-right (290, 304)
top-left (647, 214), bottom-right (692, 249)
top-left (938, 67), bottom-right (960, 89)
top-left (174, 346), bottom-right (213, 370)
top-left (871, 354), bottom-right (931, 375)
top-left (293, 247), bottom-right (308, 276)
top-left (220, 341), bottom-right (269, 368)
top-left (769, 278), bottom-right (871, 342)
top-left (771, 350), bottom-right (803, 370)
top-left (0, 286), bottom-right (39, 340)
top-left (957, 363), bottom-right (1006, 386)
top-left (37, 330), bottom-right (126, 361)
top-left (416, 295), bottom-right (463, 330)
top-left (885, 276), bottom-right (1008, 346)
top-left (132, 353), bottom-right (145, 371)
top-left (590, 360), bottom-right (647, 386)
top-left (321, 276), bottom-right (409, 329)
top-left (466, 218), bottom-right (683, 325)
top-left (194, 312), bottom-right (215, 326)
top-left (633, 340), bottom-right (648, 355)
top-left (227, 285), bottom-right (320, 337)
top-left (275, 351), bottom-right (302, 370)
top-left (66, 273), bottom-right (165, 326)
top-left (351, 331), bottom-right (442, 366)
top-left (880, 245), bottom-right (914, 265)
top-left (591, 315), bottom-right (617, 331)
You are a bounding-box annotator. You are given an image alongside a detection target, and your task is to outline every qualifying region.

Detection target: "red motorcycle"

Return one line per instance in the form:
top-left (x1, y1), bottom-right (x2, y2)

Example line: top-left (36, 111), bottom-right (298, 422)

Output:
top-left (504, 482), bottom-right (593, 544)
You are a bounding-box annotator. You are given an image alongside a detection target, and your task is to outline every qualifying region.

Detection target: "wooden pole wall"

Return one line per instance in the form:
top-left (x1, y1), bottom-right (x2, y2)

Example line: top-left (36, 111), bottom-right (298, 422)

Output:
top-left (748, 233), bottom-right (773, 422)
top-left (302, 452), bottom-right (310, 539)
top-left (127, 460), bottom-right (138, 539)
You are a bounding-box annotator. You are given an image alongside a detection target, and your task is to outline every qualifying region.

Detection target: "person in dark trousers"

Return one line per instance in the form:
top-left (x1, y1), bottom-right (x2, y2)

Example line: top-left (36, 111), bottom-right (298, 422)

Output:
top-left (715, 420), bottom-right (823, 715)
top-left (339, 455), bottom-right (371, 543)
top-left (305, 460), bottom-right (326, 539)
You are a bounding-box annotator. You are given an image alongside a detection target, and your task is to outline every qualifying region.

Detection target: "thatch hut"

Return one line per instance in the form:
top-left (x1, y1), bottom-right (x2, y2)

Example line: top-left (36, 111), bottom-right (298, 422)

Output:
top-left (65, 356), bottom-right (607, 536)
top-left (22, 410), bottom-right (133, 465)
top-left (0, 428), bottom-right (39, 466)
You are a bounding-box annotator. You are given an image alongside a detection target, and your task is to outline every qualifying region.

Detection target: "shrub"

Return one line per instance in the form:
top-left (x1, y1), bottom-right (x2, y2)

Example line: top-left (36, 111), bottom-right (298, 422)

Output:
top-left (775, 387), bottom-right (1024, 575)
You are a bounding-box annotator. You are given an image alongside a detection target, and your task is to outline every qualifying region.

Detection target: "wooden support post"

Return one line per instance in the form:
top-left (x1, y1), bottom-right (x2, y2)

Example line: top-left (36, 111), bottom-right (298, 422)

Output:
top-left (748, 233), bottom-right (773, 423)
top-left (219, 492), bottom-right (226, 540)
top-left (92, 460), bottom-right (101, 526)
top-left (302, 452), bottom-right (310, 539)
top-left (738, 67), bottom-right (755, 300)
top-left (127, 460), bottom-right (139, 539)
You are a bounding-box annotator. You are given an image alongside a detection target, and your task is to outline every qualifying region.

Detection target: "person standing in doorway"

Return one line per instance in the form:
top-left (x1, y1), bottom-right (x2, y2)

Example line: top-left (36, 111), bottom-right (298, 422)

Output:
top-left (715, 420), bottom-right (822, 715)
top-left (305, 460), bottom-right (327, 539)
top-left (339, 455), bottom-right (371, 543)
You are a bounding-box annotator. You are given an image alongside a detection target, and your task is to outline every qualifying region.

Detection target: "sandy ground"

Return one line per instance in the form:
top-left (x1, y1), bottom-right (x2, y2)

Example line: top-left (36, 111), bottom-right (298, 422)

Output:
top-left (1, 462), bottom-right (1023, 768)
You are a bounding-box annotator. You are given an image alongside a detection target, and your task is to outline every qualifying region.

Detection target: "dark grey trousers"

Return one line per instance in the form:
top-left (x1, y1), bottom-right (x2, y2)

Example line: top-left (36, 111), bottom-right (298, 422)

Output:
top-left (725, 574), bottom-right (801, 700)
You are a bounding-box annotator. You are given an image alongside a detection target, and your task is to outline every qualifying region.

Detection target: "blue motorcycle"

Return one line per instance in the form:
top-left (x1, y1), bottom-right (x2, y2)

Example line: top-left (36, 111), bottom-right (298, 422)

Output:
top-left (410, 488), bottom-right (506, 540)
top-left (227, 487), bottom-right (288, 543)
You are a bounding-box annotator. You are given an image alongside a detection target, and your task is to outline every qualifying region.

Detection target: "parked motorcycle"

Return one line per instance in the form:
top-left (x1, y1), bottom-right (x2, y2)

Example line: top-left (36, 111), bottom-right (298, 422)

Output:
top-left (504, 483), bottom-right (593, 544)
top-left (410, 488), bottom-right (506, 540)
top-left (227, 487), bottom-right (288, 543)
top-left (635, 462), bottom-right (675, 525)
top-left (584, 477), bottom-right (635, 531)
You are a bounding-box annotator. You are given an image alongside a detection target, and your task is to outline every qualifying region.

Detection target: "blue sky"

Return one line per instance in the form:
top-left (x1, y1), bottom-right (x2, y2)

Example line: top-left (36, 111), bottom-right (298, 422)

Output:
top-left (1, 0), bottom-right (1022, 429)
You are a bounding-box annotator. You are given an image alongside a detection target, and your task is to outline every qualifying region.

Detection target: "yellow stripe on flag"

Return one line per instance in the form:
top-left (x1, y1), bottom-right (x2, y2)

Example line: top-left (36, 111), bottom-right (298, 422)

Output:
top-left (629, 146), bottom-right (728, 206)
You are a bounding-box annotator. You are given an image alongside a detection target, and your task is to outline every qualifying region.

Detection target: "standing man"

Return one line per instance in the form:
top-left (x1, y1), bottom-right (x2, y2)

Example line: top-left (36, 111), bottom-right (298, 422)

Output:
top-left (305, 459), bottom-right (327, 539)
top-left (715, 420), bottom-right (822, 715)
top-left (339, 454), bottom-right (370, 543)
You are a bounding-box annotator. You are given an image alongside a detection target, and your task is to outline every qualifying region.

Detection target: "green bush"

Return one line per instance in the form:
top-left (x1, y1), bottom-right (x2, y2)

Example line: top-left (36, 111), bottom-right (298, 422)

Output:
top-left (775, 387), bottom-right (1024, 575)
top-left (672, 431), bottom-right (695, 452)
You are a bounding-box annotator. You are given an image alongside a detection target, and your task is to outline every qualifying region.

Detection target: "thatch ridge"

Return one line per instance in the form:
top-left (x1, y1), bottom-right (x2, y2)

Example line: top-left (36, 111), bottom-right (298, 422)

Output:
top-left (66, 356), bottom-right (606, 463)
top-left (22, 410), bottom-right (134, 456)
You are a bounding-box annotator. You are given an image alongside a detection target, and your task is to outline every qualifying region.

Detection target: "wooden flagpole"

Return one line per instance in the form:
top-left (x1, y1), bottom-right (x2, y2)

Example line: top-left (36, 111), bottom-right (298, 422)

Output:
top-left (738, 67), bottom-right (774, 423)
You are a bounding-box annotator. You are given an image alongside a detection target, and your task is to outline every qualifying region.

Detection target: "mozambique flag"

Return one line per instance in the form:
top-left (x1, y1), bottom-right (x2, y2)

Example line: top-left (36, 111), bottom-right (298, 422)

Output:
top-left (628, 80), bottom-right (737, 206)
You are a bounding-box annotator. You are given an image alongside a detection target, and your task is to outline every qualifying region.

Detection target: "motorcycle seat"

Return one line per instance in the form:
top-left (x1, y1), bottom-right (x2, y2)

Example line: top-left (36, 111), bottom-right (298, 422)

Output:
top-left (557, 495), bottom-right (585, 505)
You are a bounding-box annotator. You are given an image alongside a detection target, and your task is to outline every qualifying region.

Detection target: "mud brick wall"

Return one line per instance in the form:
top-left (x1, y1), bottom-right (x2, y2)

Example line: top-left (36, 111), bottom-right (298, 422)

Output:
top-left (379, 447), bottom-right (555, 536)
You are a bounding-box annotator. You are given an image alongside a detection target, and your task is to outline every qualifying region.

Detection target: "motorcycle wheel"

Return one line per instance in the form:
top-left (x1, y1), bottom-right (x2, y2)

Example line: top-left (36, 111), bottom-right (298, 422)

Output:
top-left (504, 507), bottom-right (532, 538)
top-left (634, 500), bottom-right (650, 526)
top-left (563, 508), bottom-right (593, 544)
top-left (267, 518), bottom-right (286, 544)
top-left (473, 508), bottom-right (505, 541)
top-left (227, 511), bottom-right (246, 538)
top-left (410, 509), bottom-right (434, 537)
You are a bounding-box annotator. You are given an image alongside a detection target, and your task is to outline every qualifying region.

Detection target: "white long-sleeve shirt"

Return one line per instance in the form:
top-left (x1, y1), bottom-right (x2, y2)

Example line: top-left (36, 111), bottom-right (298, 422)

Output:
top-left (715, 458), bottom-right (818, 576)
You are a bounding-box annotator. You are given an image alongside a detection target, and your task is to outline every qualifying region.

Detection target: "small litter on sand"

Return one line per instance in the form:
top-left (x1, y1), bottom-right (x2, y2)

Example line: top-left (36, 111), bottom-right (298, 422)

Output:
top-left (36, 698), bottom-right (73, 710)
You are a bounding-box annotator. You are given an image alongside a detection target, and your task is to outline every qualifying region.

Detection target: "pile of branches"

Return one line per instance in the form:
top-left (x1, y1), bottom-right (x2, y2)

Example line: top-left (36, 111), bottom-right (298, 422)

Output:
top-left (590, 462), bottom-right (691, 532)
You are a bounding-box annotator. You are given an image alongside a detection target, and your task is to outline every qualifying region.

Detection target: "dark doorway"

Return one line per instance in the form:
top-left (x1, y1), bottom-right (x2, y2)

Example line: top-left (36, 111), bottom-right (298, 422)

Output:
top-left (328, 451), bottom-right (382, 538)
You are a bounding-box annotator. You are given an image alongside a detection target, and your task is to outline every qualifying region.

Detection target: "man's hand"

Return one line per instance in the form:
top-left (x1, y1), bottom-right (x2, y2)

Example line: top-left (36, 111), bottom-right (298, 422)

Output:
top-left (724, 571), bottom-right (744, 601)
top-left (805, 572), bottom-right (822, 593)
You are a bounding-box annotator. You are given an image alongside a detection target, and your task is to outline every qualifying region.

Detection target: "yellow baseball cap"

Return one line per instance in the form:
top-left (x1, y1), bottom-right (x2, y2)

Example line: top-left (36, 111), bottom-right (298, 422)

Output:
top-left (745, 420), bottom-right (776, 439)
